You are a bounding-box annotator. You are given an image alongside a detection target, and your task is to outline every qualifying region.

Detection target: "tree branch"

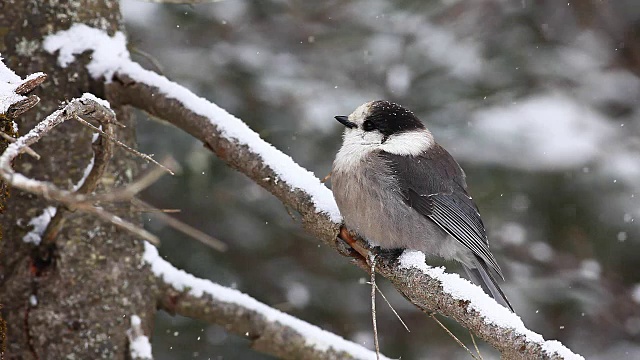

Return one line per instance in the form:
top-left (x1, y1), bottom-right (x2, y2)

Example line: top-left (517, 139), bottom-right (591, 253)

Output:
top-left (107, 71), bottom-right (580, 359)
top-left (40, 96), bottom-right (116, 245)
top-left (106, 71), bottom-right (581, 359)
top-left (45, 24), bottom-right (584, 359)
top-left (145, 242), bottom-right (390, 360)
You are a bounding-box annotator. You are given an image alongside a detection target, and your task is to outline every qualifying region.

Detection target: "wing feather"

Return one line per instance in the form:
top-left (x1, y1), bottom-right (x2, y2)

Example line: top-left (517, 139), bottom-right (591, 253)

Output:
top-left (380, 146), bottom-right (504, 278)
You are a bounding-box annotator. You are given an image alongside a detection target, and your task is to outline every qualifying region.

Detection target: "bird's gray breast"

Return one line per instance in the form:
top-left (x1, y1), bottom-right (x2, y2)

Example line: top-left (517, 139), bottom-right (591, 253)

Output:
top-left (331, 152), bottom-right (453, 255)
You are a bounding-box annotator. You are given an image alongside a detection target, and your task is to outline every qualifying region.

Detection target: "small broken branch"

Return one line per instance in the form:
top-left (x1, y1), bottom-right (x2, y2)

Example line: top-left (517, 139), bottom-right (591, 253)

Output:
top-left (6, 95), bottom-right (40, 119)
top-left (14, 73), bottom-right (47, 95)
top-left (2, 73), bottom-right (47, 119)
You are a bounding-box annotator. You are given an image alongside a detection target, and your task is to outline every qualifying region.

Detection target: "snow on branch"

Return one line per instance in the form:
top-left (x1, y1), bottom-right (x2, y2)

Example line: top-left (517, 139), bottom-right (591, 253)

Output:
top-left (127, 315), bottom-right (153, 360)
top-left (42, 24), bottom-right (341, 223)
top-left (145, 242), bottom-right (391, 360)
top-left (0, 55), bottom-right (46, 119)
top-left (44, 24), bottom-right (584, 359)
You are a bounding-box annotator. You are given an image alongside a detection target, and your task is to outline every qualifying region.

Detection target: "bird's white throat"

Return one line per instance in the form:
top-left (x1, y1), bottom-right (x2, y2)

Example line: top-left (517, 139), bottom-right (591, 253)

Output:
top-left (333, 129), bottom-right (434, 173)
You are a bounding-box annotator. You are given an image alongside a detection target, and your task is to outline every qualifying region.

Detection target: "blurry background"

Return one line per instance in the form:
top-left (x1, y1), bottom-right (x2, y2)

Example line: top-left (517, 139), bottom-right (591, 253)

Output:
top-left (121, 0), bottom-right (640, 358)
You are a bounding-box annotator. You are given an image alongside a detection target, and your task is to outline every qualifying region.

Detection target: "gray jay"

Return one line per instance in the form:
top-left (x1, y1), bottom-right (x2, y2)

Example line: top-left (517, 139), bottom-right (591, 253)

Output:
top-left (331, 100), bottom-right (513, 311)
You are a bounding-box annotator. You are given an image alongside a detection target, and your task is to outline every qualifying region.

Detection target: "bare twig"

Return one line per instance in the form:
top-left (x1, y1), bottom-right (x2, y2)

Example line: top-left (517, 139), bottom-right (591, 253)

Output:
top-left (0, 130), bottom-right (40, 159)
top-left (74, 114), bottom-right (174, 175)
top-left (140, 0), bottom-right (225, 4)
top-left (4, 73), bottom-right (47, 119)
top-left (471, 332), bottom-right (483, 360)
top-left (132, 198), bottom-right (227, 252)
top-left (137, 208), bottom-right (180, 213)
top-left (86, 160), bottom-right (177, 203)
top-left (130, 47), bottom-right (165, 76)
top-left (429, 312), bottom-right (479, 360)
top-left (369, 254), bottom-right (380, 360)
top-left (0, 97), bottom-right (159, 246)
top-left (370, 283), bottom-right (410, 332)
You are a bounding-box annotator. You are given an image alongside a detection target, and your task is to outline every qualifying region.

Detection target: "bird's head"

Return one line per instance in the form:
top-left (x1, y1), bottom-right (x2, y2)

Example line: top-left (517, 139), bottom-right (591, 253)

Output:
top-left (334, 100), bottom-right (434, 158)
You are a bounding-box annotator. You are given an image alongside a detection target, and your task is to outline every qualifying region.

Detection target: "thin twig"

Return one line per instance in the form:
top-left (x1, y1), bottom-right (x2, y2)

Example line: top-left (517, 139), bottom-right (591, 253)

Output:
top-left (140, 0), bottom-right (225, 3)
top-left (85, 160), bottom-right (178, 203)
top-left (75, 202), bottom-right (159, 245)
top-left (428, 312), bottom-right (479, 360)
top-left (6, 73), bottom-right (45, 119)
top-left (369, 254), bottom-right (380, 360)
top-left (6, 95), bottom-right (40, 119)
top-left (470, 331), bottom-right (483, 360)
top-left (368, 282), bottom-right (410, 332)
top-left (0, 130), bottom-right (40, 159)
top-left (74, 114), bottom-right (174, 175)
top-left (132, 198), bottom-right (227, 252)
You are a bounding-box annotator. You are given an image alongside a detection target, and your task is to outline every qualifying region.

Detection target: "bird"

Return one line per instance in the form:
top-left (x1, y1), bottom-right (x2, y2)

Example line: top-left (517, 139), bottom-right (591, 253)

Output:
top-left (331, 100), bottom-right (513, 311)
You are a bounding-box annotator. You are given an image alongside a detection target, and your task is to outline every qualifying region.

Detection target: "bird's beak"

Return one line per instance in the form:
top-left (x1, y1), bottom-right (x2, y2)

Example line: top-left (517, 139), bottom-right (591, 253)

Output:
top-left (335, 115), bottom-right (357, 129)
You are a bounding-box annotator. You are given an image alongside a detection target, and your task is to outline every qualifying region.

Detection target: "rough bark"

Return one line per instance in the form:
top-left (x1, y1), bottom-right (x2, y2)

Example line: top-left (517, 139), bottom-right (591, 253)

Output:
top-left (0, 2), bottom-right (155, 359)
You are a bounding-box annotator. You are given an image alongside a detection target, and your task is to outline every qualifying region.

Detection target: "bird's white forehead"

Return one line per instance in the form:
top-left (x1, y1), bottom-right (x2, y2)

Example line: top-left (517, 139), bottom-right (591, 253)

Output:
top-left (348, 101), bottom-right (374, 124)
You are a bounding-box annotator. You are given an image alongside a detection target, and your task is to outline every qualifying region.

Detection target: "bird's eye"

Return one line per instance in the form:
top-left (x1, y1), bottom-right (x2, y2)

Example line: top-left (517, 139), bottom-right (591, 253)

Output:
top-left (362, 120), bottom-right (376, 132)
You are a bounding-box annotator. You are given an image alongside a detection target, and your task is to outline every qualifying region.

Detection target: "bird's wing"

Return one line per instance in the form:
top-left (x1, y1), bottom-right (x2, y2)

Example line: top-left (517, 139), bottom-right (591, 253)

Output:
top-left (380, 145), bottom-right (503, 278)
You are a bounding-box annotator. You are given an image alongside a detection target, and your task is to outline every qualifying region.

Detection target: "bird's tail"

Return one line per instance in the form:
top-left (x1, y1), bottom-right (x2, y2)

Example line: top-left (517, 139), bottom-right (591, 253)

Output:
top-left (463, 258), bottom-right (514, 312)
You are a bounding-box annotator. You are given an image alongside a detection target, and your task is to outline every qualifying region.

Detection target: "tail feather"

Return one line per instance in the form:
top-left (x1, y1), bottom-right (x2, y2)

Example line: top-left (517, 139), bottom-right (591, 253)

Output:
top-left (463, 258), bottom-right (514, 312)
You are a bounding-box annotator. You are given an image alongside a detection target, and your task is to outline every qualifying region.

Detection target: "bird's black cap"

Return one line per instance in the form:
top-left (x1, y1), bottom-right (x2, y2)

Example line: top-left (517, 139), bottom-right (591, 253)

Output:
top-left (365, 100), bottom-right (425, 138)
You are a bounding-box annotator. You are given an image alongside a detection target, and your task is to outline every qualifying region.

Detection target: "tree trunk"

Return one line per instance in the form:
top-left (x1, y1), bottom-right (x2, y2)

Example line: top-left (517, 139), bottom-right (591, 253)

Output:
top-left (0, 1), bottom-right (155, 358)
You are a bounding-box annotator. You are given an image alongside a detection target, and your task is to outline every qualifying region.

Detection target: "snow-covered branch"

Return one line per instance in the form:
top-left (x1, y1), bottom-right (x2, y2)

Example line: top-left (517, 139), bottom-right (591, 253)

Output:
top-left (0, 56), bottom-right (46, 119)
top-left (44, 24), bottom-right (584, 359)
top-left (146, 242), bottom-right (390, 360)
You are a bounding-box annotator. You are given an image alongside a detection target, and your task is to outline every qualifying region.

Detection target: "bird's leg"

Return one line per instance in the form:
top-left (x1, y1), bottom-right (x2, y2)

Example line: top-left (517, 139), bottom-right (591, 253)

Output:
top-left (338, 226), bottom-right (369, 258)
